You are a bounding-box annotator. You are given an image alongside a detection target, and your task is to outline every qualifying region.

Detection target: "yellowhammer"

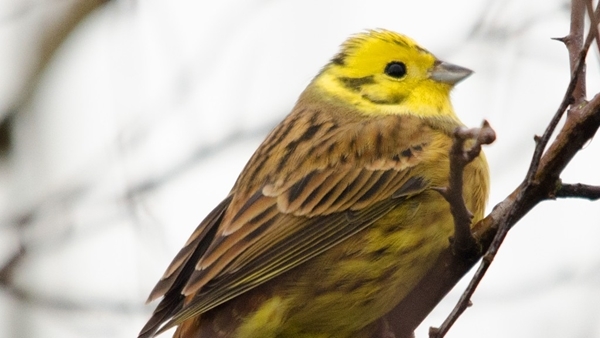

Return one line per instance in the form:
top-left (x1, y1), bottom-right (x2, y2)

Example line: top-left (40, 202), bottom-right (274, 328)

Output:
top-left (139, 29), bottom-right (489, 338)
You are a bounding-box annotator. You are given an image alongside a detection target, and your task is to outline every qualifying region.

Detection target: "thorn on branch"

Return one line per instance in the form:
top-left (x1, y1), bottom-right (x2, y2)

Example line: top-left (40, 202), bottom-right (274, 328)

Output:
top-left (551, 36), bottom-right (569, 44)
top-left (525, 2), bottom-right (597, 184)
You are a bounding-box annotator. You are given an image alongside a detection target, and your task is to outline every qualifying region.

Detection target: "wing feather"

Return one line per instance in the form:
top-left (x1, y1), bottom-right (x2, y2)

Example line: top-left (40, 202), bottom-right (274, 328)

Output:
top-left (141, 99), bottom-right (460, 338)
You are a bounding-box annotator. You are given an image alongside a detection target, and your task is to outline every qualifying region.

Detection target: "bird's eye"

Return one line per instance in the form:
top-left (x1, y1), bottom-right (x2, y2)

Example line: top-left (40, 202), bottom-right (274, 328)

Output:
top-left (384, 61), bottom-right (407, 79)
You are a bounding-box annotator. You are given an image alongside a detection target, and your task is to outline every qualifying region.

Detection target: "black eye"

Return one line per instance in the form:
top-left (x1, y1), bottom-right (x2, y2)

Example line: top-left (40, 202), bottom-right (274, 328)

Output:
top-left (384, 61), bottom-right (407, 79)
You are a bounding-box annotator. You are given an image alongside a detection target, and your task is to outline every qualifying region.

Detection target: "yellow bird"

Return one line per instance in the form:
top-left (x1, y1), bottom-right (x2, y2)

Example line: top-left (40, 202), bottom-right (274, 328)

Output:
top-left (139, 29), bottom-right (489, 338)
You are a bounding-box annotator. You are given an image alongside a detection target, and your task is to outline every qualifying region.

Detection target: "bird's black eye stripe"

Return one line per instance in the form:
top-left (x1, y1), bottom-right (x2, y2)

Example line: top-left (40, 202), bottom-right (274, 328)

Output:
top-left (384, 61), bottom-right (407, 79)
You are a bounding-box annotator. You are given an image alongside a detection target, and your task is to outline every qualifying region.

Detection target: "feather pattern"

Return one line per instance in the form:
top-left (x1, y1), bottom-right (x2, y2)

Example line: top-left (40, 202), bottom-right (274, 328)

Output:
top-left (140, 85), bottom-right (462, 338)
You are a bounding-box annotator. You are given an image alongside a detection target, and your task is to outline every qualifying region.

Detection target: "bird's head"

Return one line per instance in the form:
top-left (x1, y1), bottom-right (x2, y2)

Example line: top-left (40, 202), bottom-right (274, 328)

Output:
top-left (312, 29), bottom-right (472, 118)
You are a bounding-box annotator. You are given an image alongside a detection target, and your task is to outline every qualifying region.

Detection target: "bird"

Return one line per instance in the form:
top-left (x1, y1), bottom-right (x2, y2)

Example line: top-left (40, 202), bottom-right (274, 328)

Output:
top-left (139, 29), bottom-right (489, 338)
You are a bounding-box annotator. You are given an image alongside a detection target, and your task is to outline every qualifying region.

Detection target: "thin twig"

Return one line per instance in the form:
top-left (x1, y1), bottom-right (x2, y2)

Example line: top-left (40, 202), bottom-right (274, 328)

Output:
top-left (526, 0), bottom-right (598, 186)
top-left (429, 3), bottom-right (598, 337)
top-left (555, 182), bottom-right (600, 200)
top-left (433, 122), bottom-right (496, 257)
top-left (428, 121), bottom-right (495, 338)
top-left (569, 0), bottom-right (587, 104)
top-left (585, 0), bottom-right (600, 56)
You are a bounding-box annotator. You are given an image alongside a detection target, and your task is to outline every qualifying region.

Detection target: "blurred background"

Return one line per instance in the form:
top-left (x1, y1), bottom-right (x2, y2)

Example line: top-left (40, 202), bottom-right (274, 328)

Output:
top-left (1, 0), bottom-right (599, 337)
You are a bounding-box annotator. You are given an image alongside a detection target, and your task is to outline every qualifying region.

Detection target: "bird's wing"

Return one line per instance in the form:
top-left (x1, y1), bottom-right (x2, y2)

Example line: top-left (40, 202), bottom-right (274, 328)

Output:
top-left (140, 108), bottom-right (452, 337)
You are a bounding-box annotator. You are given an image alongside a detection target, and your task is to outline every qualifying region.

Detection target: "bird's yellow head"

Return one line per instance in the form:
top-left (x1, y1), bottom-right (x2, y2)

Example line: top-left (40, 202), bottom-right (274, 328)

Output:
top-left (312, 29), bottom-right (472, 118)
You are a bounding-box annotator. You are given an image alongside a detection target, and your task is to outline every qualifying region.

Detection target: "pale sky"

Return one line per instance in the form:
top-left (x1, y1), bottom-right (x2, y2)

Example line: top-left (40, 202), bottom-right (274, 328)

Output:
top-left (1, 1), bottom-right (599, 337)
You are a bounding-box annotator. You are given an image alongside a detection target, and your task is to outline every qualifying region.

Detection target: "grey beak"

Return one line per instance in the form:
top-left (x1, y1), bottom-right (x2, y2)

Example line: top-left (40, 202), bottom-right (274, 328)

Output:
top-left (430, 61), bottom-right (473, 85)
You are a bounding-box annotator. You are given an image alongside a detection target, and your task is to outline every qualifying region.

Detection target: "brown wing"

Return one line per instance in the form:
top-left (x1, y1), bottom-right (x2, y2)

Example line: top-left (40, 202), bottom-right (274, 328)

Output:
top-left (139, 94), bottom-right (456, 337)
top-left (139, 196), bottom-right (232, 338)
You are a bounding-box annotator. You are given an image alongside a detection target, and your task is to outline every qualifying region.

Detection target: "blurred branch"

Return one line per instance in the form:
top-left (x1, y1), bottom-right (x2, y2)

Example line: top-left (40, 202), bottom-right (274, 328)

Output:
top-left (0, 119), bottom-right (275, 314)
top-left (1, 279), bottom-right (144, 314)
top-left (0, 246), bottom-right (25, 286)
top-left (8, 0), bottom-right (108, 116)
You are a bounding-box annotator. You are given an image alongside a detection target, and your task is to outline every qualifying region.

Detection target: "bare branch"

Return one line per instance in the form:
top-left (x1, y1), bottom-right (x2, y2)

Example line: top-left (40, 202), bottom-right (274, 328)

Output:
top-left (448, 90), bottom-right (600, 338)
top-left (382, 4), bottom-right (600, 335)
top-left (585, 0), bottom-right (600, 56)
top-left (556, 182), bottom-right (600, 200)
top-left (525, 0), bottom-right (598, 186)
top-left (433, 122), bottom-right (496, 258)
top-left (568, 0), bottom-right (587, 104)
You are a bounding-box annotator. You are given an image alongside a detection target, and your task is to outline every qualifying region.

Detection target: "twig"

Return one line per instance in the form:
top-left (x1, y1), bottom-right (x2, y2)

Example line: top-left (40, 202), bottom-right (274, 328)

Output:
top-left (555, 182), bottom-right (600, 200)
top-left (433, 121), bottom-right (496, 257)
top-left (429, 3), bottom-right (598, 337)
top-left (527, 0), bottom-right (598, 186)
top-left (383, 4), bottom-right (600, 336)
top-left (585, 0), bottom-right (600, 57)
top-left (568, 0), bottom-right (587, 104)
top-left (427, 122), bottom-right (495, 338)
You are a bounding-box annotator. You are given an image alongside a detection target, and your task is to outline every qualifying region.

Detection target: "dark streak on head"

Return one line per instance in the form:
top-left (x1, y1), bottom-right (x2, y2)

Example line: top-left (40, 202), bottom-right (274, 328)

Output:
top-left (362, 93), bottom-right (406, 105)
top-left (338, 76), bottom-right (376, 92)
top-left (392, 38), bottom-right (409, 48)
top-left (331, 52), bottom-right (347, 66)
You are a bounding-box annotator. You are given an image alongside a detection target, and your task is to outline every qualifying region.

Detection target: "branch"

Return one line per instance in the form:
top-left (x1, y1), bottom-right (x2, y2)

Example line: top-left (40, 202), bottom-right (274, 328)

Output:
top-left (567, 0), bottom-right (587, 104)
top-left (529, 0), bottom-right (598, 185)
top-left (5, 0), bottom-right (108, 117)
top-left (434, 122), bottom-right (496, 257)
top-left (555, 182), bottom-right (600, 200)
top-left (381, 3), bottom-right (600, 335)
top-left (428, 7), bottom-right (599, 334)
top-left (428, 124), bottom-right (497, 337)
top-left (585, 0), bottom-right (600, 58)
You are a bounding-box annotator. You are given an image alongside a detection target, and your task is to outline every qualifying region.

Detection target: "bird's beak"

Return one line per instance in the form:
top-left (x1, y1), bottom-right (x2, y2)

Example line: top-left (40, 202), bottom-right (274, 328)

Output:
top-left (429, 60), bottom-right (473, 85)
